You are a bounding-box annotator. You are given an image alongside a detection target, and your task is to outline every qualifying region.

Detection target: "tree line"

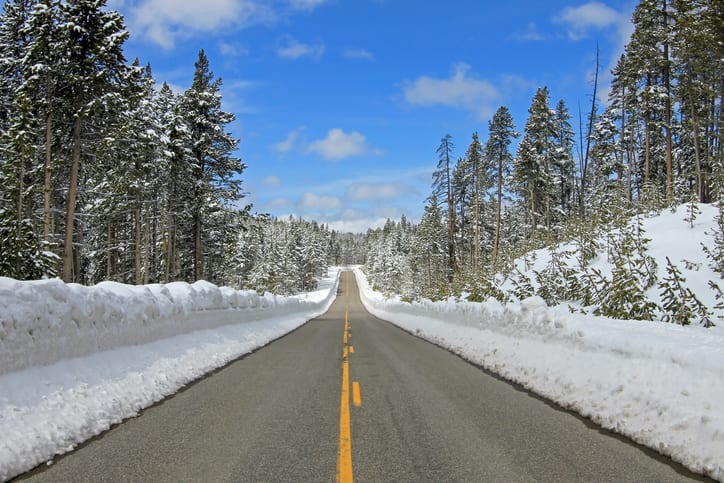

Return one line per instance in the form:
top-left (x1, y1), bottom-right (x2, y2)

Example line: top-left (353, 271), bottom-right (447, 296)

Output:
top-left (0, 0), bottom-right (365, 292)
top-left (364, 0), bottom-right (723, 325)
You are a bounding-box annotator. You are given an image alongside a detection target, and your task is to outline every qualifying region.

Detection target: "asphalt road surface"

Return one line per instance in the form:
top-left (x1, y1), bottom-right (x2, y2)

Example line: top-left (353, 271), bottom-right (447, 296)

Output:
top-left (18, 271), bottom-right (706, 482)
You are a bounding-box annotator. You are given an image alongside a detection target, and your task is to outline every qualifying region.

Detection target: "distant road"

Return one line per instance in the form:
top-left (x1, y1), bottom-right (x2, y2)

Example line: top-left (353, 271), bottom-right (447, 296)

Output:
top-left (18, 272), bottom-right (706, 482)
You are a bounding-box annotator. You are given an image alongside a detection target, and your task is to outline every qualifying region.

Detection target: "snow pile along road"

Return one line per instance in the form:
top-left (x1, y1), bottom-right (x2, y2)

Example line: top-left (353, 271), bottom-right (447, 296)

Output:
top-left (0, 269), bottom-right (340, 481)
top-left (0, 277), bottom-right (337, 375)
top-left (355, 268), bottom-right (724, 481)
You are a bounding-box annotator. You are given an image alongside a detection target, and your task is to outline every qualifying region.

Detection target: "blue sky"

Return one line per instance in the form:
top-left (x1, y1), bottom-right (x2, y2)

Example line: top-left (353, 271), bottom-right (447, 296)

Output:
top-left (109, 0), bottom-right (637, 233)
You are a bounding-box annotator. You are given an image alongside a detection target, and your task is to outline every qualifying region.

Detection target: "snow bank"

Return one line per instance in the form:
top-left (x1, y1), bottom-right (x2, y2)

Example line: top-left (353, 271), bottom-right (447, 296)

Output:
top-left (355, 268), bottom-right (724, 481)
top-left (0, 269), bottom-right (339, 481)
top-left (0, 276), bottom-right (333, 376)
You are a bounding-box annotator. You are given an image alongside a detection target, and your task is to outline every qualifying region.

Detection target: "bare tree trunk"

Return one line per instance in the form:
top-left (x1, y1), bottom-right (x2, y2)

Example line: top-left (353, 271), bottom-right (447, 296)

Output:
top-left (473, 185), bottom-right (480, 273)
top-left (134, 199), bottom-right (142, 285)
top-left (194, 208), bottom-right (202, 281)
top-left (663, 0), bottom-right (674, 204)
top-left (142, 215), bottom-right (150, 285)
top-left (690, 103), bottom-right (704, 202)
top-left (644, 74), bottom-right (652, 185)
top-left (15, 146), bottom-right (25, 276)
top-left (43, 106), bottom-right (53, 243)
top-left (492, 156), bottom-right (503, 268)
top-left (106, 221), bottom-right (112, 279)
top-left (63, 117), bottom-right (82, 283)
top-left (580, 45), bottom-right (599, 220)
top-left (530, 187), bottom-right (537, 236)
top-left (446, 157), bottom-right (457, 279)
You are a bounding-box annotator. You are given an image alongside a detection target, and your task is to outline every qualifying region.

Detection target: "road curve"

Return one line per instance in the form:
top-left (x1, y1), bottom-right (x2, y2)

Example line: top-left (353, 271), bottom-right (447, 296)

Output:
top-left (17, 271), bottom-right (706, 482)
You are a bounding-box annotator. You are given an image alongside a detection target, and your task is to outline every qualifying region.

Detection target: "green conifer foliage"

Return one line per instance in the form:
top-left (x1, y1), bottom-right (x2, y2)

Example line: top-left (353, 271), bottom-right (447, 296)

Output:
top-left (659, 256), bottom-right (714, 326)
top-left (597, 214), bottom-right (658, 320)
top-left (702, 201), bottom-right (724, 277)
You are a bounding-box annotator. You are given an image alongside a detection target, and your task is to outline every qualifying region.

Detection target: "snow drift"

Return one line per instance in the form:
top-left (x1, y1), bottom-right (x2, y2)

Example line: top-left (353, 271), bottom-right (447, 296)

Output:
top-left (354, 268), bottom-right (724, 481)
top-left (0, 277), bottom-right (334, 376)
top-left (0, 269), bottom-right (340, 481)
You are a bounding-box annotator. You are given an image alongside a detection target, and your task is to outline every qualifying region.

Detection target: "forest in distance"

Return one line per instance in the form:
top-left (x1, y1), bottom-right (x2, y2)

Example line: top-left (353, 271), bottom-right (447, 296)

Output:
top-left (0, 0), bottom-right (722, 326)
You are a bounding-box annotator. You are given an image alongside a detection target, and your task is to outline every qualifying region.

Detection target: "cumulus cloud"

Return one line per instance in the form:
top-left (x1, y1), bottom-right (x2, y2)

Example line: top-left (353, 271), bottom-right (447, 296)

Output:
top-left (402, 63), bottom-right (500, 119)
top-left (307, 128), bottom-right (371, 160)
top-left (274, 127), bottom-right (305, 153)
top-left (554, 2), bottom-right (629, 40)
top-left (346, 183), bottom-right (415, 201)
top-left (277, 35), bottom-right (325, 60)
top-left (124, 0), bottom-right (272, 50)
top-left (300, 192), bottom-right (343, 209)
top-left (343, 49), bottom-right (374, 60)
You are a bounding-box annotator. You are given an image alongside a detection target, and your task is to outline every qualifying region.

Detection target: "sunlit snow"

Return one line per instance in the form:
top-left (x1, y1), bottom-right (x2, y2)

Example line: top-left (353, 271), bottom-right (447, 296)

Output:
top-left (0, 270), bottom-right (340, 481)
top-left (355, 205), bottom-right (724, 481)
top-left (1, 205), bottom-right (724, 481)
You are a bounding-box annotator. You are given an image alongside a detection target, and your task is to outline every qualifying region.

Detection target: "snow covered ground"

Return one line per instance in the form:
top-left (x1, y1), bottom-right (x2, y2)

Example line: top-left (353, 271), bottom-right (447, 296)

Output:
top-left (500, 203), bottom-right (724, 322)
top-left (2, 206), bottom-right (723, 481)
top-left (0, 269), bottom-right (340, 481)
top-left (355, 262), bottom-right (724, 481)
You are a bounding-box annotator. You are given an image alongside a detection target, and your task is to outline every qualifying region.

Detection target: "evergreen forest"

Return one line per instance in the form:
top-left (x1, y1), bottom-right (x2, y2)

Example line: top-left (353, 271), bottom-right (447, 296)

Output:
top-left (0, 0), bottom-right (722, 320)
top-left (364, 0), bottom-right (723, 326)
top-left (0, 0), bottom-right (364, 291)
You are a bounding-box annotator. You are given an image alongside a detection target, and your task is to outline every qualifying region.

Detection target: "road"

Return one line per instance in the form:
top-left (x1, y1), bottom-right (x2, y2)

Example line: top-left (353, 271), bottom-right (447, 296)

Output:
top-left (18, 271), bottom-right (705, 482)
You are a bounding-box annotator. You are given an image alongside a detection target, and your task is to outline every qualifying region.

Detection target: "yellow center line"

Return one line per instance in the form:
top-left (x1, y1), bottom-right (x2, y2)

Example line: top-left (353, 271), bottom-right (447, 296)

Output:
top-left (349, 346), bottom-right (354, 354)
top-left (352, 381), bottom-right (362, 407)
top-left (338, 304), bottom-right (353, 482)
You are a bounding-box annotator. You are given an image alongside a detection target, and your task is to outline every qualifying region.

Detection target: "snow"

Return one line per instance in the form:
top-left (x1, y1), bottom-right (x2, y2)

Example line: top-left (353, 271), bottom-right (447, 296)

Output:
top-left (2, 206), bottom-right (724, 481)
top-left (355, 226), bottom-right (724, 483)
top-left (501, 203), bottom-right (724, 319)
top-left (0, 269), bottom-right (340, 481)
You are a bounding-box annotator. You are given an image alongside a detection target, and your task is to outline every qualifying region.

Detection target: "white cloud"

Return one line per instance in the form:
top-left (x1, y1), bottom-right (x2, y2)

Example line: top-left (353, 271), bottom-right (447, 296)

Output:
top-left (512, 22), bottom-right (546, 41)
top-left (343, 49), bottom-right (374, 60)
top-left (288, 0), bottom-right (328, 10)
top-left (218, 41), bottom-right (249, 57)
top-left (274, 127), bottom-right (305, 153)
top-left (346, 183), bottom-right (415, 201)
top-left (277, 35), bottom-right (325, 60)
top-left (326, 217), bottom-right (389, 234)
top-left (554, 2), bottom-right (635, 105)
top-left (307, 128), bottom-right (370, 160)
top-left (553, 1), bottom-right (631, 40)
top-left (125, 0), bottom-right (273, 50)
top-left (267, 198), bottom-right (292, 210)
top-left (555, 2), bottom-right (623, 40)
top-left (262, 176), bottom-right (282, 187)
top-left (300, 192), bottom-right (343, 209)
top-left (403, 63), bottom-right (500, 119)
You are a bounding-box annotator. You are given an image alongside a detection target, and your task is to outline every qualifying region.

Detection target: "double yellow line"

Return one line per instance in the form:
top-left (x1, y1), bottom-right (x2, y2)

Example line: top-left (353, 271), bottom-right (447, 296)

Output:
top-left (338, 274), bottom-right (360, 483)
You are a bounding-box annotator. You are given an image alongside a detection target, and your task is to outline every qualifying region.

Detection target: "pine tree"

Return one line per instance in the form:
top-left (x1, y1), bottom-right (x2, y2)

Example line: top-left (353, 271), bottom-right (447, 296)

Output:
top-left (659, 256), bottom-right (714, 326)
top-left (58, 0), bottom-right (130, 282)
top-left (597, 214), bottom-right (658, 320)
top-left (432, 134), bottom-right (457, 280)
top-left (486, 106), bottom-right (518, 268)
top-left (683, 194), bottom-right (700, 228)
top-left (551, 99), bottom-right (576, 228)
top-left (702, 201), bottom-right (724, 277)
top-left (513, 87), bottom-right (556, 239)
top-left (411, 195), bottom-right (448, 299)
top-left (182, 49), bottom-right (247, 281)
top-left (156, 82), bottom-right (194, 282)
top-left (624, 0), bottom-right (676, 203)
top-left (465, 132), bottom-right (487, 271)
